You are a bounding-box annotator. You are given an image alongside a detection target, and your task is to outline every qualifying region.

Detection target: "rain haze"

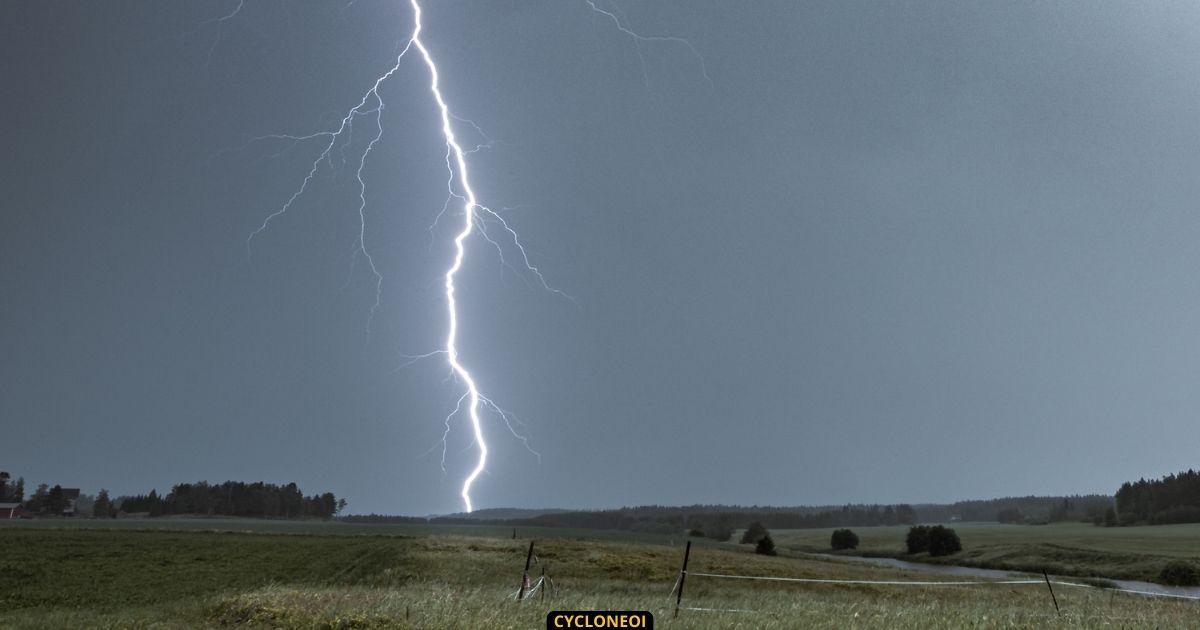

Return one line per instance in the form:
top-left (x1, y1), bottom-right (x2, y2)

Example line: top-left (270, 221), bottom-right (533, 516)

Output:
top-left (4, 1), bottom-right (1200, 516)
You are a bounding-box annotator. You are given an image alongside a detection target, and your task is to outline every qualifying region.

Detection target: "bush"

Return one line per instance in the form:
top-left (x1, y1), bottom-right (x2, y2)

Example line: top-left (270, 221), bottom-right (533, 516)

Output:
top-left (687, 528), bottom-right (705, 537)
top-left (1159, 561), bottom-right (1200, 586)
top-left (927, 525), bottom-right (962, 556)
top-left (755, 534), bottom-right (777, 556)
top-left (905, 525), bottom-right (931, 554)
top-left (740, 521), bottom-right (768, 545)
top-left (830, 528), bottom-right (859, 550)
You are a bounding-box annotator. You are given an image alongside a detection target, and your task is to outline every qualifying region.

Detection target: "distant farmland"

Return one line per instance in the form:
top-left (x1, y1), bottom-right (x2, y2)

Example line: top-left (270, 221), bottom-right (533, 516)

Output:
top-left (773, 521), bottom-right (1200, 583)
top-left (2, 519), bottom-right (1198, 628)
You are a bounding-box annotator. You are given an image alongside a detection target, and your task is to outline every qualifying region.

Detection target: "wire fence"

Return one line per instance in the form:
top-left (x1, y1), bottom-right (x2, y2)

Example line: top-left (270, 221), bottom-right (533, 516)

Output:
top-left (668, 539), bottom-right (1200, 620)
top-left (682, 568), bottom-right (1200, 600)
top-left (503, 537), bottom-right (1200, 623)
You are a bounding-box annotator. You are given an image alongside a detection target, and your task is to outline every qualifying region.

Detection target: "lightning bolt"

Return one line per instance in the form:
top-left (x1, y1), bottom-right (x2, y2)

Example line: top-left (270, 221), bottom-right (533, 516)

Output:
top-left (405, 0), bottom-right (493, 513)
top-left (235, 0), bottom-right (703, 513)
top-left (239, 0), bottom-right (547, 513)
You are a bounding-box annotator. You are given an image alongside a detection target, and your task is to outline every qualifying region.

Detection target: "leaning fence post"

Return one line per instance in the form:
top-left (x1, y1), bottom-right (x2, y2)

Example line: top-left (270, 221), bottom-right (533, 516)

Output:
top-left (517, 540), bottom-right (535, 601)
top-left (1043, 570), bottom-right (1060, 613)
top-left (673, 540), bottom-right (692, 619)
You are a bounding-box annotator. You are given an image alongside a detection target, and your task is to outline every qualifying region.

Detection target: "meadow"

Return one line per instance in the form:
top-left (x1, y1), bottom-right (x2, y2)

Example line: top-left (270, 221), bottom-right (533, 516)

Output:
top-left (2, 520), bottom-right (1199, 628)
top-left (773, 521), bottom-right (1200, 583)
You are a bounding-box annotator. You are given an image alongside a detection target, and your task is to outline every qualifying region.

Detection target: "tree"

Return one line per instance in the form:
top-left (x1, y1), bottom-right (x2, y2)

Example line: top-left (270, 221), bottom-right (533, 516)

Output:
top-left (94, 489), bottom-right (113, 519)
top-left (0, 471), bottom-right (8, 501)
top-left (25, 484), bottom-right (49, 513)
top-left (704, 514), bottom-right (735, 542)
top-left (47, 485), bottom-right (66, 516)
top-left (996, 508), bottom-right (1024, 524)
top-left (1104, 507), bottom-right (1118, 527)
top-left (905, 525), bottom-right (931, 554)
top-left (740, 521), bottom-right (768, 545)
top-left (1159, 561), bottom-right (1200, 587)
top-left (148, 489), bottom-right (163, 517)
top-left (73, 493), bottom-right (95, 518)
top-left (1049, 498), bottom-right (1071, 522)
top-left (927, 526), bottom-right (962, 556)
top-left (316, 492), bottom-right (338, 519)
top-left (830, 528), bottom-right (859, 550)
top-left (894, 504), bottom-right (919, 525)
top-left (14, 477), bottom-right (24, 503)
top-left (755, 534), bottom-right (777, 556)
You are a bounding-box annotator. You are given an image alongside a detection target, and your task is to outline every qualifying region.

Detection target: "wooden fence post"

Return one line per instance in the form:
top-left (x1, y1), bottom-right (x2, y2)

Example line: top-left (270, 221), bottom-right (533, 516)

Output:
top-left (1043, 571), bottom-right (1060, 613)
top-left (517, 540), bottom-right (535, 601)
top-left (673, 540), bottom-right (692, 619)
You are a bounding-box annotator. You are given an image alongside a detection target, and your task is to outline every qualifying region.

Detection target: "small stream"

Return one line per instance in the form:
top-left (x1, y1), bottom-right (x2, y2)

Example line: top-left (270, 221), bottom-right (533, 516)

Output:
top-left (807, 552), bottom-right (1200, 600)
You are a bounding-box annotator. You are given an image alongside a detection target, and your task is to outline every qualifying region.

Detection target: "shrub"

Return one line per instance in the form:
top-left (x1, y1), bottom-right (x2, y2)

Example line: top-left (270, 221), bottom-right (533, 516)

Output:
top-left (830, 529), bottom-right (859, 550)
top-left (687, 528), bottom-right (705, 537)
top-left (1159, 561), bottom-right (1200, 586)
top-left (905, 525), bottom-right (931, 554)
top-left (927, 525), bottom-right (962, 556)
top-left (755, 534), bottom-right (777, 556)
top-left (740, 521), bottom-right (768, 545)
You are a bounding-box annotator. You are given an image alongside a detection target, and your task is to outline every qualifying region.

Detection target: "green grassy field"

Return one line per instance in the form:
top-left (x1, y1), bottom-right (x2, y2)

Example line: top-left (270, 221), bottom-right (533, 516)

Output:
top-left (772, 521), bottom-right (1200, 583)
top-left (2, 521), bottom-right (1198, 628)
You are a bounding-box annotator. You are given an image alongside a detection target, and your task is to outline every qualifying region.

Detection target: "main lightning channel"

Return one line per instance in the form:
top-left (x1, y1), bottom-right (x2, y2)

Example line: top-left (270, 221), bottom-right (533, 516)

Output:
top-left (406, 0), bottom-right (488, 513)
top-left (237, 0), bottom-right (703, 514)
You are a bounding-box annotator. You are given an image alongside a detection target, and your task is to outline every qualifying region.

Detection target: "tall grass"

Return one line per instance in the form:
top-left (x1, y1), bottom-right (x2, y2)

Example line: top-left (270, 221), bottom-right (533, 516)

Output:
top-left (1, 525), bottom-right (1195, 628)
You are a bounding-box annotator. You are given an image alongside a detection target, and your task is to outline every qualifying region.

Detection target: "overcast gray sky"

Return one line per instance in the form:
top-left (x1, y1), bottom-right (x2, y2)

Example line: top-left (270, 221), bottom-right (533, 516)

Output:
top-left (4, 1), bottom-right (1200, 515)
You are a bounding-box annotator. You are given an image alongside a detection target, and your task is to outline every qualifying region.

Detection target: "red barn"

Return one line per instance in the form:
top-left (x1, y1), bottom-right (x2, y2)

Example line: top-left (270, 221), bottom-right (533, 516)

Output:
top-left (0, 502), bottom-right (28, 519)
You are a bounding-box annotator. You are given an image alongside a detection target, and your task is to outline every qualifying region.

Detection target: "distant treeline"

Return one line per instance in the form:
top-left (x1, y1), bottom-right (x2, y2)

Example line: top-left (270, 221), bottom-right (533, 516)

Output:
top-left (915, 495), bottom-right (1113, 524)
top-left (343, 504), bottom-right (878, 527)
top-left (118, 481), bottom-right (345, 519)
top-left (346, 496), bottom-right (1123, 533)
top-left (341, 514), bottom-right (478, 525)
top-left (1116, 469), bottom-right (1200, 525)
top-left (340, 504), bottom-right (921, 538)
top-left (515, 504), bottom-right (919, 534)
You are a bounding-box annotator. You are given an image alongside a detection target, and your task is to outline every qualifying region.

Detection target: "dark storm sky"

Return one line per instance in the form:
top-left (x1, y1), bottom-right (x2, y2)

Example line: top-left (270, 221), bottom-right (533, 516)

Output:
top-left (4, 1), bottom-right (1200, 515)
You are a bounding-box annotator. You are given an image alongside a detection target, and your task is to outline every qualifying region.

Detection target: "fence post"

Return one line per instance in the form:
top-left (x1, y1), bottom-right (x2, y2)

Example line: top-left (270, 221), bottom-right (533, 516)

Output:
top-left (1042, 571), bottom-right (1060, 613)
top-left (541, 564), bottom-right (547, 602)
top-left (673, 540), bottom-right (692, 619)
top-left (517, 540), bottom-right (535, 601)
